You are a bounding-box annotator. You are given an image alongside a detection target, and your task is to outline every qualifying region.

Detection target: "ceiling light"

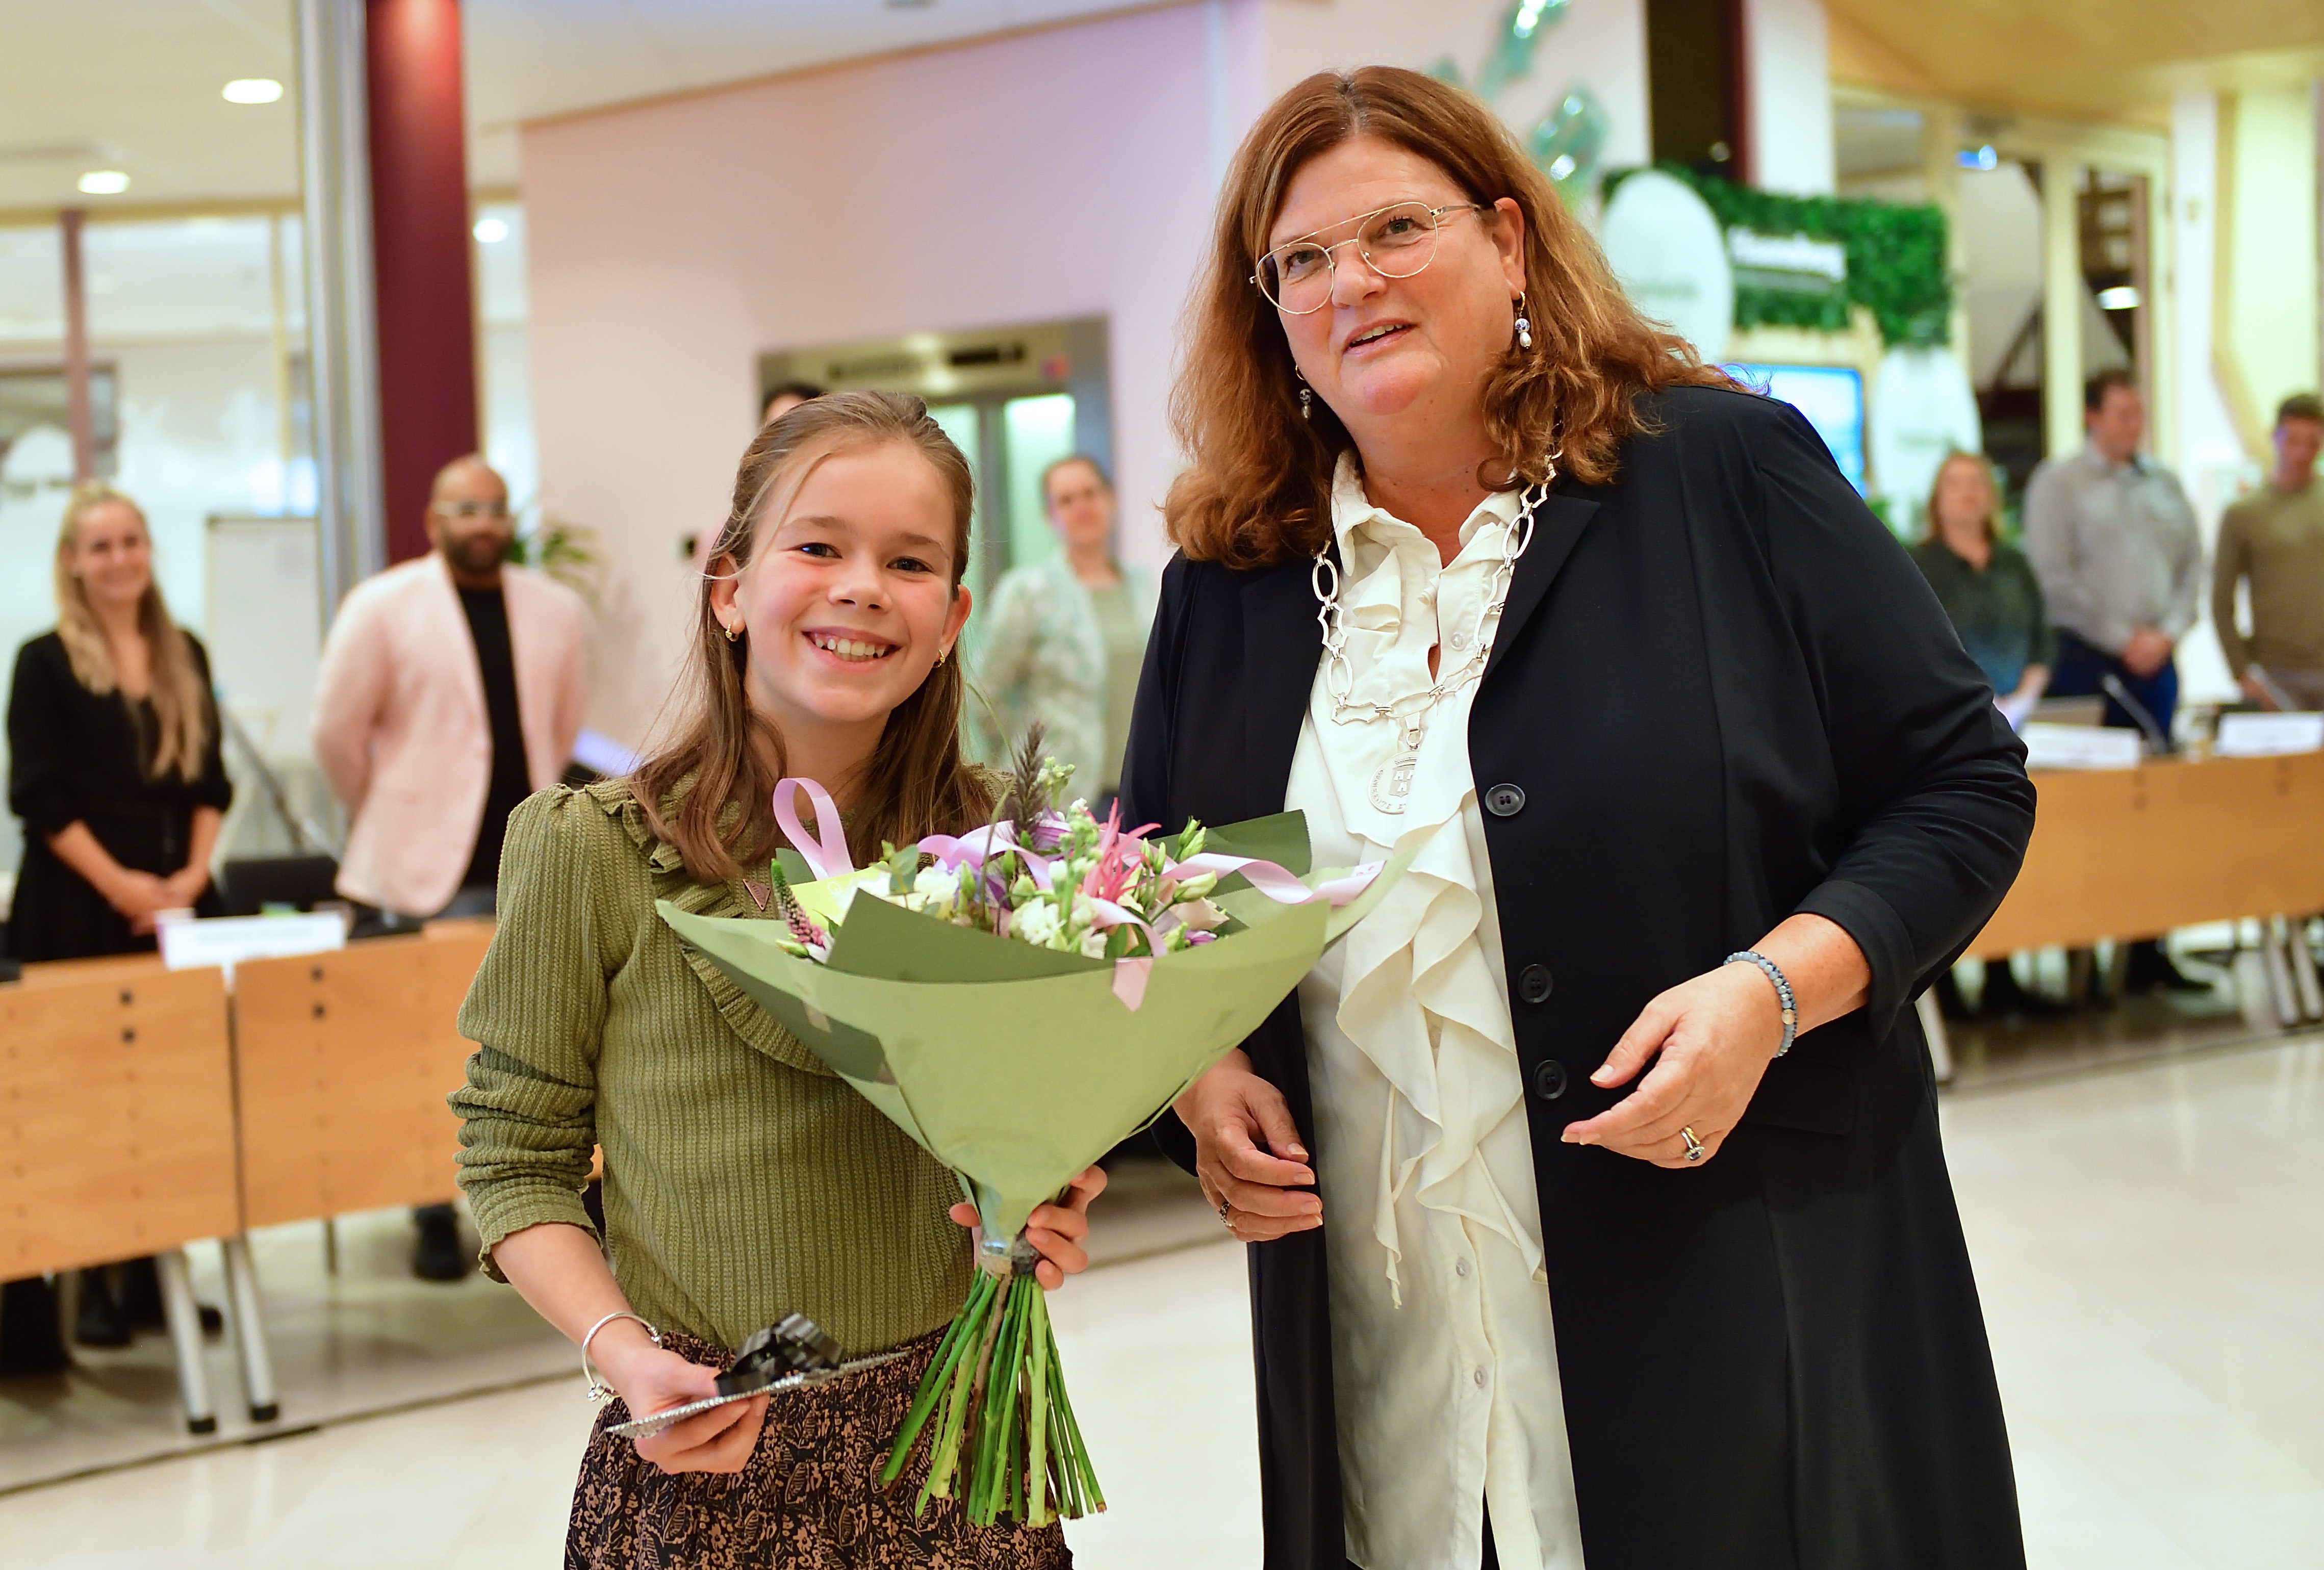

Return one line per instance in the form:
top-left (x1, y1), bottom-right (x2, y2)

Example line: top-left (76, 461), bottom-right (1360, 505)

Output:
top-left (223, 79), bottom-right (284, 104)
top-left (77, 170), bottom-right (130, 195)
top-left (1957, 145), bottom-right (1999, 171)
top-left (473, 216), bottom-right (509, 244)
top-left (2096, 286), bottom-right (2140, 311)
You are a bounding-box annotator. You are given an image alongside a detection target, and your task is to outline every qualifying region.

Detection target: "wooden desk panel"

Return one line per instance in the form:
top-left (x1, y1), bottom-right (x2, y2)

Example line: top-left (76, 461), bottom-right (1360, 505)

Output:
top-left (1969, 752), bottom-right (2324, 957)
top-left (0, 968), bottom-right (239, 1276)
top-left (235, 926), bottom-right (495, 1227)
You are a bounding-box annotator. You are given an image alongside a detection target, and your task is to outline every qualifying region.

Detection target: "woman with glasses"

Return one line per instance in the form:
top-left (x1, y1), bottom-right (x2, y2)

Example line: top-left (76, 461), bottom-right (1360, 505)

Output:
top-left (4, 483), bottom-right (232, 1368)
top-left (974, 454), bottom-right (1154, 809)
top-left (1123, 69), bottom-right (2032, 1569)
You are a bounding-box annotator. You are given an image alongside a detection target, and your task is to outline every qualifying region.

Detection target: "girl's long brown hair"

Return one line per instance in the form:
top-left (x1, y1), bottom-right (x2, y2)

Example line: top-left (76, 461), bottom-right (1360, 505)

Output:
top-left (54, 483), bottom-right (212, 781)
top-left (1166, 67), bottom-right (1734, 569)
top-left (632, 391), bottom-right (991, 884)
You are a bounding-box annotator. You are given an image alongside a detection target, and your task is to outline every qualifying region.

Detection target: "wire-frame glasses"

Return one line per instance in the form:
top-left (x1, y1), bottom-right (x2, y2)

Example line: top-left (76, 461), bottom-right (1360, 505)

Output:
top-left (1252, 201), bottom-right (1485, 315)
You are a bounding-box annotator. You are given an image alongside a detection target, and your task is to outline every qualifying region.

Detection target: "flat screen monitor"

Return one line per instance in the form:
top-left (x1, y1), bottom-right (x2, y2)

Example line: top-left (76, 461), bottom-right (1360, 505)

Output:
top-left (1726, 363), bottom-right (1867, 495)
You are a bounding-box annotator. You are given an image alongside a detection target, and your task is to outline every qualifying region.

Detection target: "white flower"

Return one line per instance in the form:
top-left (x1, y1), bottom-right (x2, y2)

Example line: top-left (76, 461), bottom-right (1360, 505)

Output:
top-left (1013, 900), bottom-right (1063, 948)
top-left (1078, 927), bottom-right (1112, 959)
top-left (912, 867), bottom-right (957, 913)
top-left (1172, 897), bottom-right (1228, 932)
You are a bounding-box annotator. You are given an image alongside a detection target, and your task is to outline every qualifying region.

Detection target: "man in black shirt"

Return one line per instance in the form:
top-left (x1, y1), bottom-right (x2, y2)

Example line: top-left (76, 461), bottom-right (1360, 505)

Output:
top-left (313, 454), bottom-right (590, 1278)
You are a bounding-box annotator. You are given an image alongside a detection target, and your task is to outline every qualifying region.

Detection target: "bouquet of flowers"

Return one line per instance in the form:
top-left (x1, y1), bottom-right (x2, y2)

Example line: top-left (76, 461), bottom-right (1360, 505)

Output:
top-left (656, 739), bottom-right (1419, 1526)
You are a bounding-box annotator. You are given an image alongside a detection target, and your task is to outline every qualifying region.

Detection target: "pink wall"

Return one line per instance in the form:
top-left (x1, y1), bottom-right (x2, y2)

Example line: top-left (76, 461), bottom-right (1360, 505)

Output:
top-left (522, 0), bottom-right (1649, 747)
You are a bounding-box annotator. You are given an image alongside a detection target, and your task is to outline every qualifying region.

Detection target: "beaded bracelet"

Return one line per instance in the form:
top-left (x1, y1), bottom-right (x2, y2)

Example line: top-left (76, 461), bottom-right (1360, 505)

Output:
top-left (1725, 950), bottom-right (1798, 1058)
top-left (581, 1309), bottom-right (662, 1403)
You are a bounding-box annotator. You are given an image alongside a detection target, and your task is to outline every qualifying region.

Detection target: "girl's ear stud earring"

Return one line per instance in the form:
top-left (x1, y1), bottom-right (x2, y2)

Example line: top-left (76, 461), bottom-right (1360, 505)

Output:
top-left (725, 622), bottom-right (742, 644)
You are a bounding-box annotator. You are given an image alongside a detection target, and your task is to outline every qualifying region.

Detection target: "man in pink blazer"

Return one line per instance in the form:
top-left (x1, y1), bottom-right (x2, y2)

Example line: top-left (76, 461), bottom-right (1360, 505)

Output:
top-left (314, 454), bottom-right (588, 922)
top-left (312, 454), bottom-right (588, 1279)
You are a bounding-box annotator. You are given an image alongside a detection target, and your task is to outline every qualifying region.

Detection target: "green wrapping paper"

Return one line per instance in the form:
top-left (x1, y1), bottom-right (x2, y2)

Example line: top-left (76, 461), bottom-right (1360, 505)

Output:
top-left (654, 810), bottom-right (1423, 1523)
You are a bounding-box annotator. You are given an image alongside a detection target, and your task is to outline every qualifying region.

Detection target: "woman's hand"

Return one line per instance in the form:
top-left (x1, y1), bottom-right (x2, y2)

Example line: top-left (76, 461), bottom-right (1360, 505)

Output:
top-left (1560, 963), bottom-right (1783, 1168)
top-left (107, 868), bottom-right (178, 934)
top-left (161, 863), bottom-right (211, 911)
top-left (592, 1323), bottom-right (769, 1475)
top-left (1564, 916), bottom-right (1869, 1169)
top-left (1174, 1051), bottom-right (1319, 1242)
top-left (948, 1164), bottom-right (1108, 1290)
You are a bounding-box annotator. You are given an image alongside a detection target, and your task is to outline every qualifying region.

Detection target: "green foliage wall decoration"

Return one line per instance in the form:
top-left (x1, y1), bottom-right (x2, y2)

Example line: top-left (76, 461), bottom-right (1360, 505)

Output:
top-left (1604, 164), bottom-right (1953, 348)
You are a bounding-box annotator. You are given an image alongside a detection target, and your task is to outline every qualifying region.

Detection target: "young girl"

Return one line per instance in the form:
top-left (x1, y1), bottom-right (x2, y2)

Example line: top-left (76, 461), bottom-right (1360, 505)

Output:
top-left (451, 392), bottom-right (1101, 1567)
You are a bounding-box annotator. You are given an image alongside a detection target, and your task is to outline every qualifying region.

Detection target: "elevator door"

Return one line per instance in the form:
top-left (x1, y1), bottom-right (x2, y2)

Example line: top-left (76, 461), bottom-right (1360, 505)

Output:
top-left (926, 392), bottom-right (1077, 616)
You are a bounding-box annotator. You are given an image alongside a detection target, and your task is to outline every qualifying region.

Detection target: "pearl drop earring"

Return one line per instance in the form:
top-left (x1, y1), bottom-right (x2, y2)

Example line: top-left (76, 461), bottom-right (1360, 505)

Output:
top-left (1515, 294), bottom-right (1534, 352)
top-left (1299, 387), bottom-right (1313, 421)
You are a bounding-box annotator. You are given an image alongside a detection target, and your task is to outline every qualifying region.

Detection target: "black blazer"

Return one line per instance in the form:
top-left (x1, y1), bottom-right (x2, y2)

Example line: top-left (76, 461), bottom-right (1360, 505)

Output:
top-left (1121, 388), bottom-right (2032, 1570)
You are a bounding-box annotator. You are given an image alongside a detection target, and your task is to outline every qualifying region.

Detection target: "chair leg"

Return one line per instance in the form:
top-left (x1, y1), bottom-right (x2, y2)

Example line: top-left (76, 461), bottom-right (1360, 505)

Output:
top-left (1916, 988), bottom-right (1955, 1086)
top-left (2289, 915), bottom-right (2324, 1021)
top-left (2263, 917), bottom-right (2304, 1030)
top-left (154, 1249), bottom-right (217, 1435)
top-left (221, 1236), bottom-right (279, 1423)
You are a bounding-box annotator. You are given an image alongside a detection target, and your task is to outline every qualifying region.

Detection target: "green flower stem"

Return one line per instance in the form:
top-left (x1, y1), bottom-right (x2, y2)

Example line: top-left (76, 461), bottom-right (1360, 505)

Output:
top-left (1026, 1285), bottom-right (1053, 1526)
top-left (884, 1233), bottom-right (1105, 1525)
top-left (880, 1270), bottom-right (989, 1488)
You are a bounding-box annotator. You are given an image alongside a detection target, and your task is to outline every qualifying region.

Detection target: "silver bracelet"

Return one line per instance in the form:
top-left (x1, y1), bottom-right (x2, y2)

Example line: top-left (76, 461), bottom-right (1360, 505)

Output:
top-left (581, 1309), bottom-right (661, 1403)
top-left (1725, 950), bottom-right (1798, 1058)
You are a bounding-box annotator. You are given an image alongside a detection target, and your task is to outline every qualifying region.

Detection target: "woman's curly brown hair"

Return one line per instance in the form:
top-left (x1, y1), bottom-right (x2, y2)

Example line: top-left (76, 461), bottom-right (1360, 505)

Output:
top-left (1165, 66), bottom-right (1733, 570)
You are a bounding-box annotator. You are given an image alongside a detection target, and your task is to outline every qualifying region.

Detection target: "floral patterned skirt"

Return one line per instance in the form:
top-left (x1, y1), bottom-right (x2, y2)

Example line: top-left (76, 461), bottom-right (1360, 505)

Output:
top-left (568, 1328), bottom-right (1073, 1570)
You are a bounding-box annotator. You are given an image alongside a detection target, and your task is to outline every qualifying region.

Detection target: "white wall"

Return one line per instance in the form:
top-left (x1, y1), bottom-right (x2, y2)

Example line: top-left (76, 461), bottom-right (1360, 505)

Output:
top-left (1742, 0), bottom-right (1834, 196)
top-left (2170, 92), bottom-right (2276, 707)
top-left (520, 0), bottom-right (1655, 749)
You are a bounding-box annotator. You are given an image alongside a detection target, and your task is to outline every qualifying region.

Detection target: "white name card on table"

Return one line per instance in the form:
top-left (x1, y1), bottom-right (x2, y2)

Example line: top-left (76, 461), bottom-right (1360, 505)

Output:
top-left (2214, 711), bottom-right (2324, 758)
top-left (159, 911), bottom-right (346, 979)
top-left (2020, 723), bottom-right (2144, 771)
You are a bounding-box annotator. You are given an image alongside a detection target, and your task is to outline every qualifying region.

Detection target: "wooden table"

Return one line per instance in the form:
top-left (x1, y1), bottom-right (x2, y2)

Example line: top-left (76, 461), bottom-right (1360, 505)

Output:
top-left (234, 921), bottom-right (495, 1229)
top-left (0, 963), bottom-right (253, 1428)
top-left (0, 917), bottom-right (499, 1430)
top-left (1968, 751), bottom-right (2324, 958)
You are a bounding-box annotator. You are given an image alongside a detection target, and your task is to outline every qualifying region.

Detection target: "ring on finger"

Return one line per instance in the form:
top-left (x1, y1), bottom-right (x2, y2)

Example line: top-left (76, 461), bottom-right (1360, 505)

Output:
top-left (1216, 1198), bottom-right (1232, 1225)
top-left (1678, 1125), bottom-right (1706, 1164)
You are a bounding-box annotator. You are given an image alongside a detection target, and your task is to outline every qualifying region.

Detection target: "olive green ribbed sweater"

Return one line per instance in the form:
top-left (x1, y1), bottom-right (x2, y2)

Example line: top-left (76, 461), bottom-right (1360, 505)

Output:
top-left (449, 780), bottom-right (970, 1354)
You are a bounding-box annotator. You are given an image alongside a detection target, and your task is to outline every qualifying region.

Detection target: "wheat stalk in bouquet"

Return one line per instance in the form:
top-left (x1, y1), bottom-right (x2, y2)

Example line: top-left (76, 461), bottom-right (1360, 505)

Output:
top-left (657, 729), bottom-right (1420, 1526)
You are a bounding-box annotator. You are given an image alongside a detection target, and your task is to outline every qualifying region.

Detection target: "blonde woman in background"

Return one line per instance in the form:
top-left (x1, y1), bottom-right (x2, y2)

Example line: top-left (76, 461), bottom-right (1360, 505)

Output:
top-left (973, 455), bottom-right (1154, 806)
top-left (3, 483), bottom-right (232, 1368)
top-left (1909, 451), bottom-right (2057, 1019)
top-left (1909, 451), bottom-right (2054, 729)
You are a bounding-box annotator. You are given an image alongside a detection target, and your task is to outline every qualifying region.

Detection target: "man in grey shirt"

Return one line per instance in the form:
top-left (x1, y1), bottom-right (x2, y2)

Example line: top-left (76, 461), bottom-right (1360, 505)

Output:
top-left (2026, 369), bottom-right (2207, 993)
top-left (2024, 368), bottom-right (2203, 740)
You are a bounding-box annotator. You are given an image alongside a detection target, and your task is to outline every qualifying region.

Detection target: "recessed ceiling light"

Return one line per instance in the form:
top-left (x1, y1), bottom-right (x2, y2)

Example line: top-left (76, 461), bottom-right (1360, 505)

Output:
top-left (78, 170), bottom-right (130, 195)
top-left (224, 79), bottom-right (284, 105)
top-left (473, 216), bottom-right (509, 244)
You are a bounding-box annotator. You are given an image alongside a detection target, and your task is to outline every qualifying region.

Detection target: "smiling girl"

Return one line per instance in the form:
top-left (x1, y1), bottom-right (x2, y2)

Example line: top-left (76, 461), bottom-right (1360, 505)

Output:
top-left (451, 392), bottom-right (1095, 1569)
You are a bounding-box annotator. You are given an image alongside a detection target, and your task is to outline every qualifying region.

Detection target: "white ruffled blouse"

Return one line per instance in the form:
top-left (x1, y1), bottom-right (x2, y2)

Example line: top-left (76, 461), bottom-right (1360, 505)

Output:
top-left (1287, 455), bottom-right (1585, 1569)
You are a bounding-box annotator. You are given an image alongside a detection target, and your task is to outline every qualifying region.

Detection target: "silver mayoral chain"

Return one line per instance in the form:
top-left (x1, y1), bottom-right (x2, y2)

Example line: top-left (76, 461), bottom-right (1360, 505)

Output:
top-left (1311, 472), bottom-right (1548, 816)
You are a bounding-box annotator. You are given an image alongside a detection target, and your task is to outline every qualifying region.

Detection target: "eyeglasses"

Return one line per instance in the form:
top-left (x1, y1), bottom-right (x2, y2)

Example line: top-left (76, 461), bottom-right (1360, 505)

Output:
top-left (1252, 201), bottom-right (1485, 315)
top-left (431, 499), bottom-right (509, 520)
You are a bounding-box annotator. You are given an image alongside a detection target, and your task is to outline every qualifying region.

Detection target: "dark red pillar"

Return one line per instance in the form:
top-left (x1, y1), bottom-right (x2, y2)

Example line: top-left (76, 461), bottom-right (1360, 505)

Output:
top-left (366, 0), bottom-right (476, 564)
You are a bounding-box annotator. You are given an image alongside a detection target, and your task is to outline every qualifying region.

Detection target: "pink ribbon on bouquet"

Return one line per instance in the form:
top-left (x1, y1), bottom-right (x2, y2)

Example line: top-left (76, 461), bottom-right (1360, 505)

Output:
top-left (1163, 853), bottom-right (1384, 907)
top-left (773, 778), bottom-right (853, 881)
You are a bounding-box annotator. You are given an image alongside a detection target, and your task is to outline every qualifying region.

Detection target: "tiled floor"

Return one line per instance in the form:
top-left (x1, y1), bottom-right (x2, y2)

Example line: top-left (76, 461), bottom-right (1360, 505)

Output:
top-left (5, 1031), bottom-right (2320, 1567)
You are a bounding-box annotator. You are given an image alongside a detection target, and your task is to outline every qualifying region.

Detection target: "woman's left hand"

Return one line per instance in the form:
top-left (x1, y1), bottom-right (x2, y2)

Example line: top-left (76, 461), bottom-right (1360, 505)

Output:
top-left (949, 1164), bottom-right (1108, 1290)
top-left (1560, 963), bottom-right (1783, 1168)
top-left (162, 865), bottom-right (209, 910)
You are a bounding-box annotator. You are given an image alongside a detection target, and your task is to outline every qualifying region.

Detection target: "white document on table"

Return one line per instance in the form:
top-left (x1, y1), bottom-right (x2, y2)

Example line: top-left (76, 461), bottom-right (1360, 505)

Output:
top-left (159, 911), bottom-right (347, 981)
top-left (2214, 712), bottom-right (2324, 758)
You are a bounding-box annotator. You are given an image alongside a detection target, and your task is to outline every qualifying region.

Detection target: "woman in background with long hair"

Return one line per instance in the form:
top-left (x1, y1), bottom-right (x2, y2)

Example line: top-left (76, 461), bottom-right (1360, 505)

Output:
top-left (3, 482), bottom-right (232, 1368)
